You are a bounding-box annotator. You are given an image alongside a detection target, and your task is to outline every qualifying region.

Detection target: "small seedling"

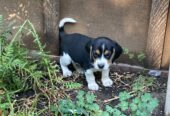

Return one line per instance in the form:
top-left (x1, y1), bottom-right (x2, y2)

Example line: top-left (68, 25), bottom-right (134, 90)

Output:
top-left (123, 47), bottom-right (146, 62)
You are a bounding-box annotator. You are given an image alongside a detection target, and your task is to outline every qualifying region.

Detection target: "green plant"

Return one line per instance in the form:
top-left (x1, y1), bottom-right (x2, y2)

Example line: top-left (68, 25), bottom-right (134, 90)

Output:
top-left (0, 93), bottom-right (16, 116)
top-left (51, 90), bottom-right (102, 116)
top-left (0, 17), bottom-right (61, 92)
top-left (51, 88), bottom-right (158, 116)
top-left (103, 91), bottom-right (158, 116)
top-left (63, 81), bottom-right (82, 89)
top-left (137, 52), bottom-right (146, 62)
top-left (0, 96), bottom-right (10, 115)
top-left (53, 75), bottom-right (158, 116)
top-left (103, 75), bottom-right (158, 116)
top-left (0, 16), bottom-right (64, 115)
top-left (123, 47), bottom-right (146, 62)
top-left (132, 75), bottom-right (154, 93)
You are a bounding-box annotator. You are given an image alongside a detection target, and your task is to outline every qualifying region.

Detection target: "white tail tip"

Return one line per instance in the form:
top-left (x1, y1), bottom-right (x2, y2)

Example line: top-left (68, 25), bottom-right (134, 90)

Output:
top-left (59, 17), bottom-right (76, 28)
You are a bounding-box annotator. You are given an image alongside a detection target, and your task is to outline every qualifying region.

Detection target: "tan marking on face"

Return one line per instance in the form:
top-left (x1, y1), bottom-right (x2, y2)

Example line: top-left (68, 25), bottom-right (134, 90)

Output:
top-left (109, 48), bottom-right (115, 62)
top-left (104, 50), bottom-right (111, 56)
top-left (90, 46), bottom-right (92, 60)
top-left (95, 49), bottom-right (100, 55)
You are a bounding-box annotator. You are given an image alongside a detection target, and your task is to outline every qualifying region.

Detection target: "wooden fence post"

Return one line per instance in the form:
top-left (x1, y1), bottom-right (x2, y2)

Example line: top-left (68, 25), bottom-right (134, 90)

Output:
top-left (161, 5), bottom-right (170, 69)
top-left (43, 0), bottom-right (60, 54)
top-left (146, 0), bottom-right (170, 69)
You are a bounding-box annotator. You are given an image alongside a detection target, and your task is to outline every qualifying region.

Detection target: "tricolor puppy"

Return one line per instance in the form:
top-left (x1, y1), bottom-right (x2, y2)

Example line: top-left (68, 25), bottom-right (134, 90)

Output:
top-left (59, 18), bottom-right (123, 90)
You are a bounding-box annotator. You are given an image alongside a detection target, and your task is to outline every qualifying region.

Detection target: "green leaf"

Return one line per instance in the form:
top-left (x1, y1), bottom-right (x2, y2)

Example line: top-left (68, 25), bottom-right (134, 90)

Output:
top-left (50, 105), bottom-right (58, 112)
top-left (86, 92), bottom-right (96, 104)
top-left (102, 111), bottom-right (110, 116)
top-left (105, 105), bottom-right (114, 113)
top-left (141, 93), bottom-right (152, 103)
top-left (76, 108), bottom-right (89, 116)
top-left (113, 108), bottom-right (122, 116)
top-left (129, 53), bottom-right (135, 59)
top-left (118, 101), bottom-right (129, 111)
top-left (147, 98), bottom-right (159, 112)
top-left (77, 90), bottom-right (85, 99)
top-left (119, 91), bottom-right (131, 101)
top-left (86, 103), bottom-right (100, 111)
top-left (76, 99), bottom-right (84, 107)
top-left (136, 110), bottom-right (149, 116)
top-left (132, 97), bottom-right (140, 104)
top-left (63, 81), bottom-right (82, 89)
top-left (137, 53), bottom-right (146, 62)
top-left (0, 103), bottom-right (10, 110)
top-left (130, 102), bottom-right (138, 111)
top-left (92, 103), bottom-right (100, 111)
top-left (123, 48), bottom-right (129, 54)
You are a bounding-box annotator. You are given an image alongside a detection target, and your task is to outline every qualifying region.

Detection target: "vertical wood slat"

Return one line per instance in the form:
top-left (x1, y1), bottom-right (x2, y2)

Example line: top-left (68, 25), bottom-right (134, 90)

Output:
top-left (161, 5), bottom-right (170, 69)
top-left (43, 0), bottom-right (60, 54)
top-left (146, 0), bottom-right (170, 69)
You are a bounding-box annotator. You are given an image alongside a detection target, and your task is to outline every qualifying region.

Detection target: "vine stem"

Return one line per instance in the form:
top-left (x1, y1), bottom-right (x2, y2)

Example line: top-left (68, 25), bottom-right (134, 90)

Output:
top-left (103, 86), bottom-right (148, 103)
top-left (10, 20), bottom-right (28, 46)
top-left (103, 92), bottom-right (136, 103)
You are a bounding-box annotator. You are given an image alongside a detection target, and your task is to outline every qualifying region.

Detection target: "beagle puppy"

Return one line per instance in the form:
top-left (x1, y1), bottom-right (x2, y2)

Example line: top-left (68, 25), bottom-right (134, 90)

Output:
top-left (59, 18), bottom-right (122, 90)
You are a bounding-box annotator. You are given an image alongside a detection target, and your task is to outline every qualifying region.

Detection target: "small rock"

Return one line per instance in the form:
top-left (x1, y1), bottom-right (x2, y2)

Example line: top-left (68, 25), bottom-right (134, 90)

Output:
top-left (148, 70), bottom-right (161, 77)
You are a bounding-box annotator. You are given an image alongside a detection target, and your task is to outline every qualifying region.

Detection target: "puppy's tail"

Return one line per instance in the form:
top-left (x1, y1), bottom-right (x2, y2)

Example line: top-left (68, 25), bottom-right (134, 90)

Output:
top-left (59, 17), bottom-right (76, 33)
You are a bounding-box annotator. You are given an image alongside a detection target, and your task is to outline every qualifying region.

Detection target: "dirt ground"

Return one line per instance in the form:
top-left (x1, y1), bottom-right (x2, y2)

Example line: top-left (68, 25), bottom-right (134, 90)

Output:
top-left (13, 68), bottom-right (167, 116)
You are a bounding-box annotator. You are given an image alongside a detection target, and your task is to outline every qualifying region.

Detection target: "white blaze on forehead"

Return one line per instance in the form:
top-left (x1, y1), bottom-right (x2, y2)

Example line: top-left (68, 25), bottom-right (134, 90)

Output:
top-left (102, 44), bottom-right (105, 51)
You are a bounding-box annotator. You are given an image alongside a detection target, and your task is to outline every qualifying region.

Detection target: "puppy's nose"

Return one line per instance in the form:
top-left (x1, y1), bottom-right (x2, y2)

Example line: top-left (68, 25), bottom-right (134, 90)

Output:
top-left (98, 64), bottom-right (104, 69)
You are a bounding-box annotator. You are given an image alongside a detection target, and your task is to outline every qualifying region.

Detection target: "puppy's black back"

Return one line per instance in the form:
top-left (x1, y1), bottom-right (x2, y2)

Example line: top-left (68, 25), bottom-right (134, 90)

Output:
top-left (60, 33), bottom-right (93, 69)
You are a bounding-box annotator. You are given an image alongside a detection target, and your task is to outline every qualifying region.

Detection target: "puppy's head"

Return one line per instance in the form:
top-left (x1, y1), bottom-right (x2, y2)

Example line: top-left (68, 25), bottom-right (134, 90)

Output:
top-left (86, 37), bottom-right (122, 70)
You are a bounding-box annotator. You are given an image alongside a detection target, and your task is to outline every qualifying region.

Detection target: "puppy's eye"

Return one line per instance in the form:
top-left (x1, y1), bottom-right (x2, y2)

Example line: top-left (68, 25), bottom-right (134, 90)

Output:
top-left (93, 50), bottom-right (100, 58)
top-left (104, 50), bottom-right (111, 58)
top-left (93, 53), bottom-right (99, 58)
top-left (95, 50), bottom-right (100, 55)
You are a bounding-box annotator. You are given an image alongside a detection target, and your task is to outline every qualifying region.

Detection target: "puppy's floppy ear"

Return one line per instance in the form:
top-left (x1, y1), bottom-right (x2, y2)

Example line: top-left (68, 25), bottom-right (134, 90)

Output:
top-left (112, 42), bottom-right (123, 62)
top-left (85, 40), bottom-right (93, 60)
top-left (85, 40), bottom-right (92, 53)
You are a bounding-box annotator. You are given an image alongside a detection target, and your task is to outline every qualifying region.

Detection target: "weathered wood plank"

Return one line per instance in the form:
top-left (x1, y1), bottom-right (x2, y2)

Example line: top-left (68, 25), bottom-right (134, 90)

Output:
top-left (161, 5), bottom-right (170, 69)
top-left (43, 0), bottom-right (60, 54)
top-left (146, 0), bottom-right (170, 69)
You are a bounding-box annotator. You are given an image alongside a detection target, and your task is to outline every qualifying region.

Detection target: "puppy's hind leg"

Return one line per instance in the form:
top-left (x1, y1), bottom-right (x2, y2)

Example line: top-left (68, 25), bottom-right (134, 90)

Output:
top-left (60, 53), bottom-right (72, 77)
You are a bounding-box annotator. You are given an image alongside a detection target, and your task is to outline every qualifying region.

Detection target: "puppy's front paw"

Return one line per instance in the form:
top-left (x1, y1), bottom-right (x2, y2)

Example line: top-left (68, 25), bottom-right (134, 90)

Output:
top-left (102, 78), bottom-right (113, 87)
top-left (63, 69), bottom-right (72, 77)
top-left (88, 83), bottom-right (99, 90)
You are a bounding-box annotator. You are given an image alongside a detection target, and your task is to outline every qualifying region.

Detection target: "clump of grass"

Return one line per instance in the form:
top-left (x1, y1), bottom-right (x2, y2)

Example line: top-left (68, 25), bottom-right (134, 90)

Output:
top-left (0, 17), bottom-right (60, 92)
top-left (0, 15), bottom-right (67, 115)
